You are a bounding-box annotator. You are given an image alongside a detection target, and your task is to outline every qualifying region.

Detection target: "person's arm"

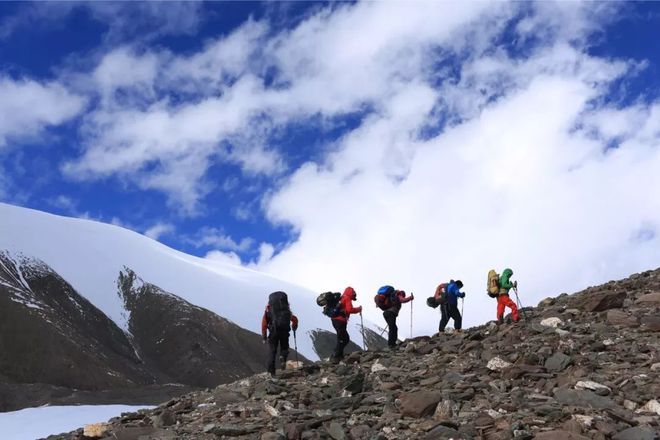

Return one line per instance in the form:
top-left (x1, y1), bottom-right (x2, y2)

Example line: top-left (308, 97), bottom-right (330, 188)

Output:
top-left (344, 297), bottom-right (362, 315)
top-left (291, 314), bottom-right (299, 331)
top-left (400, 292), bottom-right (414, 303)
top-left (500, 274), bottom-right (514, 289)
top-left (457, 290), bottom-right (465, 299)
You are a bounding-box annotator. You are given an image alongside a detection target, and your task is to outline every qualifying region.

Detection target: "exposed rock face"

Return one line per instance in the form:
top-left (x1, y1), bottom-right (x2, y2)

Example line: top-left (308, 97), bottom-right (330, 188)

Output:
top-left (51, 268), bottom-right (660, 440)
top-left (0, 254), bottom-right (307, 411)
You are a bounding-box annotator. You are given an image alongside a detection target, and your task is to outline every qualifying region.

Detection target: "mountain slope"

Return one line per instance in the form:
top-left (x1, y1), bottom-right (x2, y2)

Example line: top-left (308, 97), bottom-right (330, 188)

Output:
top-left (0, 202), bottom-right (364, 361)
top-left (50, 267), bottom-right (660, 440)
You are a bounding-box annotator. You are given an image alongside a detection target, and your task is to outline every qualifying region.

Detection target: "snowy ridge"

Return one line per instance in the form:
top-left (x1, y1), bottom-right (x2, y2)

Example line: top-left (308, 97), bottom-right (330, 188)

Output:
top-left (0, 202), bottom-right (368, 360)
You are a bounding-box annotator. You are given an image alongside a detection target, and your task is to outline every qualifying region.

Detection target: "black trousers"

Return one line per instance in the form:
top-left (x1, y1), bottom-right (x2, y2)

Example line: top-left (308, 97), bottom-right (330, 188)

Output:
top-left (383, 309), bottom-right (398, 347)
top-left (332, 320), bottom-right (349, 360)
top-left (267, 330), bottom-right (289, 374)
top-left (439, 303), bottom-right (462, 331)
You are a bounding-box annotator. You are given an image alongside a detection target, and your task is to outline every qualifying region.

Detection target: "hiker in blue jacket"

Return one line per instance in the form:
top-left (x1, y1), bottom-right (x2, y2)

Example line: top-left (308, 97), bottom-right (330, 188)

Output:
top-left (438, 280), bottom-right (465, 333)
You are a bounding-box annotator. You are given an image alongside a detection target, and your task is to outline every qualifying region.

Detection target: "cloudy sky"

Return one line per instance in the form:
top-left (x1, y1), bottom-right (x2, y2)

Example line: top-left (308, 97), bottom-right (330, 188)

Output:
top-left (1, 1), bottom-right (659, 332)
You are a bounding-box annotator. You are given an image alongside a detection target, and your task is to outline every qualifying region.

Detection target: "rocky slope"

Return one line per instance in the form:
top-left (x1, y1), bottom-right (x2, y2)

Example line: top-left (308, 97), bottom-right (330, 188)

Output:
top-left (49, 269), bottom-right (660, 439)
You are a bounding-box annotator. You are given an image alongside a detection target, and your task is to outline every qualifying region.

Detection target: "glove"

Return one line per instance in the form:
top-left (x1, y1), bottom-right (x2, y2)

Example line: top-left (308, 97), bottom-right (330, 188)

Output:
top-left (292, 324), bottom-right (298, 332)
top-left (513, 281), bottom-right (518, 288)
top-left (357, 306), bottom-right (363, 313)
top-left (410, 294), bottom-right (415, 300)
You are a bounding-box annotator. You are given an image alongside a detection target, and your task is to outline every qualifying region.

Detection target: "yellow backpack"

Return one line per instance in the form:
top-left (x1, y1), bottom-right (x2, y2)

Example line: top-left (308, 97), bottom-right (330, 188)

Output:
top-left (487, 270), bottom-right (500, 298)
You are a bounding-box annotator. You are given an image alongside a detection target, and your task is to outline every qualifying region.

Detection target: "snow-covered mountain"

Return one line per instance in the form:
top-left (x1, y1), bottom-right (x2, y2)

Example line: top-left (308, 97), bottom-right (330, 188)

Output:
top-left (0, 202), bottom-right (360, 357)
top-left (0, 202), bottom-right (383, 410)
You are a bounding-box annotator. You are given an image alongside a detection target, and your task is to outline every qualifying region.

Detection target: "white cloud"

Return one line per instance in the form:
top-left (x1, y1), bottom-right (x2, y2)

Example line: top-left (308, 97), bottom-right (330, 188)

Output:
top-left (144, 222), bottom-right (175, 241)
top-left (204, 249), bottom-right (242, 266)
top-left (192, 227), bottom-right (254, 253)
top-left (0, 77), bottom-right (85, 148)
top-left (42, 1), bottom-right (660, 336)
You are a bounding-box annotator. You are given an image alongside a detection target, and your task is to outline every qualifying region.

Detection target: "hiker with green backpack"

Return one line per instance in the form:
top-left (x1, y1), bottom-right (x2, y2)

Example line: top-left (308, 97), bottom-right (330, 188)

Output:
top-left (430, 280), bottom-right (465, 334)
top-left (487, 268), bottom-right (520, 323)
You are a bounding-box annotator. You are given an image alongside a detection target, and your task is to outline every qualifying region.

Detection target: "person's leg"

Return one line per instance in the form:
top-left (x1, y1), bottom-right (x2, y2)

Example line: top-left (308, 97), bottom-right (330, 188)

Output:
top-left (496, 296), bottom-right (506, 321)
top-left (332, 320), bottom-right (349, 360)
top-left (384, 311), bottom-right (398, 347)
top-left (278, 332), bottom-right (290, 370)
top-left (438, 303), bottom-right (450, 332)
top-left (503, 295), bottom-right (519, 321)
top-left (450, 303), bottom-right (462, 330)
top-left (266, 333), bottom-right (277, 375)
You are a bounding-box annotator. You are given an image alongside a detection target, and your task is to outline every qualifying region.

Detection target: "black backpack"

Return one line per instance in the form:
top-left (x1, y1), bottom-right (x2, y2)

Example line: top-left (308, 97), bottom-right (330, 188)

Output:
top-left (268, 291), bottom-right (292, 332)
top-left (316, 291), bottom-right (343, 318)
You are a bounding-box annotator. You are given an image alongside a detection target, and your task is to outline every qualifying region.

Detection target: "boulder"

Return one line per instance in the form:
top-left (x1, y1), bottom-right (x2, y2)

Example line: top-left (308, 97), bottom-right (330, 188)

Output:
top-left (397, 391), bottom-right (443, 418)
top-left (581, 291), bottom-right (625, 312)
top-left (540, 317), bottom-right (563, 328)
top-left (606, 310), bottom-right (639, 327)
top-left (545, 352), bottom-right (572, 372)
top-left (487, 357), bottom-right (512, 371)
top-left (612, 426), bottom-right (657, 440)
top-left (636, 292), bottom-right (660, 303)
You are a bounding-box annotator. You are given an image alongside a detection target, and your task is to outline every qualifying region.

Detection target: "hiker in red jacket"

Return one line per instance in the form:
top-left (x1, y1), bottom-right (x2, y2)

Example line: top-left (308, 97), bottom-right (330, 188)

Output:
top-left (261, 291), bottom-right (299, 376)
top-left (330, 286), bottom-right (362, 363)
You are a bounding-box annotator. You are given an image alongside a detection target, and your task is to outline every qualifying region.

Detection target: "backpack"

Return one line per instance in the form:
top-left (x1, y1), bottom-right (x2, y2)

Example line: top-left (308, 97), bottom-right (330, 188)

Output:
top-left (268, 291), bottom-right (292, 331)
top-left (429, 282), bottom-right (450, 308)
top-left (316, 291), bottom-right (343, 318)
top-left (375, 285), bottom-right (397, 311)
top-left (487, 270), bottom-right (500, 298)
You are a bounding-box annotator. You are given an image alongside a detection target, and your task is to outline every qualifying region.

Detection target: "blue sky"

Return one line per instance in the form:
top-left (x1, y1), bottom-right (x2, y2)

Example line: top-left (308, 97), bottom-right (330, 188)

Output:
top-left (1, 2), bottom-right (660, 322)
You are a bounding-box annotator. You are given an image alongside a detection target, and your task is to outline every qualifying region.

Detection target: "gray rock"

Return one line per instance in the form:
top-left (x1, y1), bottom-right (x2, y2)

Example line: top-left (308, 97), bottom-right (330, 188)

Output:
top-left (612, 426), bottom-right (658, 440)
top-left (553, 388), bottom-right (616, 410)
top-left (545, 352), bottom-right (572, 372)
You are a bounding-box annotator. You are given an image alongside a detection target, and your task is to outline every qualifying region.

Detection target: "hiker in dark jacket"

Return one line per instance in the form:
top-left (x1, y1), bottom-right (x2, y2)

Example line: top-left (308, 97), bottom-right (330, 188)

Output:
top-left (497, 268), bottom-right (519, 323)
top-left (375, 287), bottom-right (414, 349)
top-left (261, 293), bottom-right (299, 376)
top-left (438, 280), bottom-right (465, 333)
top-left (330, 286), bottom-right (362, 363)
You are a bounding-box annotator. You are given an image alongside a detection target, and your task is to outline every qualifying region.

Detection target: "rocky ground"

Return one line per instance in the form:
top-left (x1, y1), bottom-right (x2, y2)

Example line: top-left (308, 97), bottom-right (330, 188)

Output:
top-left (48, 269), bottom-right (660, 440)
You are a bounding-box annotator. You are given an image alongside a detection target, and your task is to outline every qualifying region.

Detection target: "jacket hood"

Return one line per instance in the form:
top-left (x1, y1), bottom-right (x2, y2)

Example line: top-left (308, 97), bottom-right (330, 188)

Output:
top-left (502, 268), bottom-right (513, 277)
top-left (343, 286), bottom-right (356, 298)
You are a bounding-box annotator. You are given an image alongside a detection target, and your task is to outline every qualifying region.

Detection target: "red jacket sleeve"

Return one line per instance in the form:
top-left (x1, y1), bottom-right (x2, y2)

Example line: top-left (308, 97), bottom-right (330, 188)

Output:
top-left (291, 314), bottom-right (298, 331)
top-left (261, 307), bottom-right (268, 339)
top-left (343, 296), bottom-right (361, 315)
top-left (399, 291), bottom-right (413, 304)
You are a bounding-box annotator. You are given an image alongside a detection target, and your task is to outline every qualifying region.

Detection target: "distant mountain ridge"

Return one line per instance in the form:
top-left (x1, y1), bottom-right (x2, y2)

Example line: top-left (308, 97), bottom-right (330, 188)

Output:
top-left (0, 203), bottom-right (385, 411)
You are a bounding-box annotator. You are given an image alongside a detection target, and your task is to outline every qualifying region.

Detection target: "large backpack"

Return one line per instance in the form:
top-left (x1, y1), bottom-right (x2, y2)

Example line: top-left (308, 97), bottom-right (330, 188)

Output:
top-left (427, 282), bottom-right (450, 308)
top-left (316, 291), bottom-right (343, 318)
top-left (268, 291), bottom-right (292, 332)
top-left (375, 285), bottom-right (397, 311)
top-left (487, 270), bottom-right (500, 298)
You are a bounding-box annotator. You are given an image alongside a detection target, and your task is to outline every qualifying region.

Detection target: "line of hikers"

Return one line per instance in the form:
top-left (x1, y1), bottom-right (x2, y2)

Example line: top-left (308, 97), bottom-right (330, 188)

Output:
top-left (261, 268), bottom-right (521, 375)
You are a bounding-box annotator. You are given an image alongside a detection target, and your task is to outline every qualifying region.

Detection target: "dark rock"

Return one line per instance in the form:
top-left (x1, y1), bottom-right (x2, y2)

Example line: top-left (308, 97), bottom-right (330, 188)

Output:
top-left (534, 431), bottom-right (590, 440)
top-left (553, 388), bottom-right (616, 410)
top-left (545, 352), bottom-right (572, 372)
top-left (423, 424), bottom-right (463, 439)
top-left (398, 391), bottom-right (443, 418)
top-left (640, 316), bottom-right (660, 332)
top-left (581, 291), bottom-right (625, 312)
top-left (612, 426), bottom-right (658, 440)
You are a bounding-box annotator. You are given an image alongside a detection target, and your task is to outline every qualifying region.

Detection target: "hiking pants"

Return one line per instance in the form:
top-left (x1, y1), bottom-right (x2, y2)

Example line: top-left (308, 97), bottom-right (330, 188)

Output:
top-left (439, 303), bottom-right (462, 332)
top-left (497, 294), bottom-right (519, 321)
top-left (267, 330), bottom-right (289, 374)
top-left (332, 320), bottom-right (350, 360)
top-left (383, 310), bottom-right (398, 347)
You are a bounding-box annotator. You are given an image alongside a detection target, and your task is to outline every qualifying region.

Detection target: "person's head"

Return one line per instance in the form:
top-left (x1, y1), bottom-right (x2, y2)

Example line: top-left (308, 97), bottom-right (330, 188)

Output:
top-left (344, 286), bottom-right (357, 300)
top-left (503, 268), bottom-right (513, 277)
top-left (455, 280), bottom-right (464, 288)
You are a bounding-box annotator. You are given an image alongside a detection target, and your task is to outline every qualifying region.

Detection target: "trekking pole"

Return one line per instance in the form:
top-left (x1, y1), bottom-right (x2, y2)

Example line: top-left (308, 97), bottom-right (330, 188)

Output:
top-left (513, 287), bottom-right (527, 320)
top-left (379, 325), bottom-right (389, 337)
top-left (360, 312), bottom-right (366, 351)
top-left (293, 330), bottom-right (299, 368)
top-left (410, 293), bottom-right (413, 339)
top-left (461, 297), bottom-right (464, 319)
